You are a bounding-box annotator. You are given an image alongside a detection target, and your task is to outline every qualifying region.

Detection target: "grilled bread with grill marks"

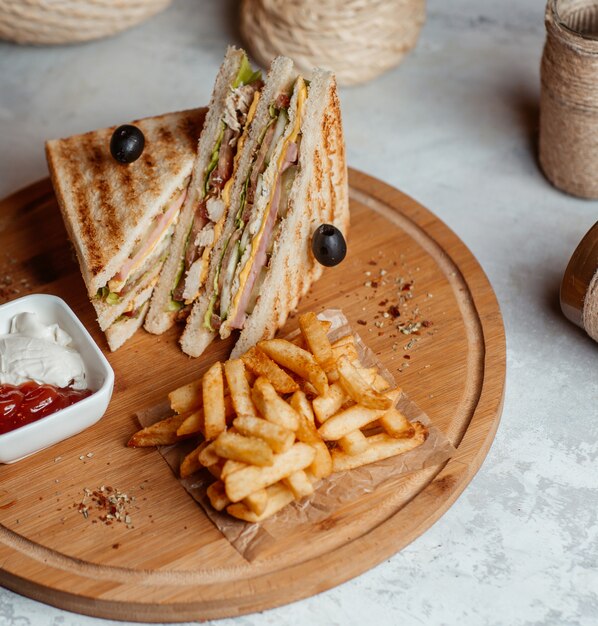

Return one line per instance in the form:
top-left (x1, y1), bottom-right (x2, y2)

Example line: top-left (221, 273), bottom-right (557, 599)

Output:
top-left (46, 107), bottom-right (206, 349)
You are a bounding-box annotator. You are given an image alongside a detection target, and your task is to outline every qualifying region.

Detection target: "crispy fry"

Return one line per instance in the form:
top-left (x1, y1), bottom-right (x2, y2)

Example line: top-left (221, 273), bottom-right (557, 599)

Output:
top-left (312, 382), bottom-right (348, 424)
top-left (289, 391), bottom-right (323, 445)
top-left (243, 489), bottom-right (268, 516)
top-left (310, 440), bottom-right (333, 478)
top-left (224, 443), bottom-right (315, 502)
top-left (251, 377), bottom-right (300, 431)
top-left (233, 416), bottom-right (294, 453)
top-left (176, 408), bottom-right (204, 437)
top-left (258, 339), bottom-right (329, 396)
top-left (227, 482), bottom-right (295, 522)
top-left (176, 396), bottom-right (235, 437)
top-left (289, 392), bottom-right (333, 477)
top-left (317, 389), bottom-right (401, 441)
top-left (299, 312), bottom-right (334, 372)
top-left (224, 359), bottom-right (257, 418)
top-left (207, 481), bottom-right (230, 511)
top-left (203, 361), bottom-right (226, 440)
top-left (289, 389), bottom-right (315, 426)
top-left (378, 406), bottom-right (415, 438)
top-left (180, 441), bottom-right (207, 478)
top-left (331, 422), bottom-right (428, 471)
top-left (338, 430), bottom-right (369, 455)
top-left (213, 431), bottom-right (274, 466)
top-left (221, 459), bottom-right (248, 479)
top-left (337, 356), bottom-right (393, 410)
top-left (331, 334), bottom-right (359, 363)
top-left (208, 460), bottom-right (224, 479)
top-left (127, 414), bottom-right (189, 447)
top-left (198, 440), bottom-right (220, 467)
top-left (241, 347), bottom-right (298, 394)
top-left (168, 379), bottom-right (203, 414)
top-left (283, 470), bottom-right (314, 499)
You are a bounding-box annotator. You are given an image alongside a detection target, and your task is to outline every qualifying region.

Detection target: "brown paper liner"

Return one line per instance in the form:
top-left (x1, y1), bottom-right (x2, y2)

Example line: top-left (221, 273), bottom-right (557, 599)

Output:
top-left (137, 309), bottom-right (455, 561)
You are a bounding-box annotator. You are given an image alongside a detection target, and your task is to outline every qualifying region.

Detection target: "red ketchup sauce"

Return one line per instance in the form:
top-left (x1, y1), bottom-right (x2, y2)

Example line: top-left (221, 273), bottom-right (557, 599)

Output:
top-left (0, 382), bottom-right (92, 435)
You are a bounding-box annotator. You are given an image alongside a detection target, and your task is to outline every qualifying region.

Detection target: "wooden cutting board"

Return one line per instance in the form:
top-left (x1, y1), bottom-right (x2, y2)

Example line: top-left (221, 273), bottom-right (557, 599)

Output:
top-left (0, 169), bottom-right (505, 622)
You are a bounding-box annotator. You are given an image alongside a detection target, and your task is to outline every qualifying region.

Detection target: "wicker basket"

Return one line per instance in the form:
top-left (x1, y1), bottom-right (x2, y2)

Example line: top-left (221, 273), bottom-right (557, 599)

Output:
top-left (0, 0), bottom-right (172, 45)
top-left (240, 0), bottom-right (426, 86)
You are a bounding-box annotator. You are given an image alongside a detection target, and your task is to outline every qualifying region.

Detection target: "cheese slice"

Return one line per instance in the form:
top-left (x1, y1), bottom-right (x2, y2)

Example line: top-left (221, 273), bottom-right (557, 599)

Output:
top-left (227, 77), bottom-right (307, 321)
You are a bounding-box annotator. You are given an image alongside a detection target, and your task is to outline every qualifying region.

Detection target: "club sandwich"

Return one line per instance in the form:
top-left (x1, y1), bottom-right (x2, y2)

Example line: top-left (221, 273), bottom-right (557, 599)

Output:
top-left (180, 55), bottom-right (349, 358)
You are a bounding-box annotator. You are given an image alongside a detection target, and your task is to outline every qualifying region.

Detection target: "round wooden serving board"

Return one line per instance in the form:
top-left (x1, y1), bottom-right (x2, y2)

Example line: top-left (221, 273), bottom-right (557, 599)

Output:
top-left (0, 170), bottom-right (505, 622)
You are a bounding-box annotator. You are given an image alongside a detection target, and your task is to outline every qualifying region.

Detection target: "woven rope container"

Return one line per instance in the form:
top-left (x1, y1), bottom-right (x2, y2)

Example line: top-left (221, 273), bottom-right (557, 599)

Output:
top-left (539, 0), bottom-right (598, 198)
top-left (240, 0), bottom-right (426, 86)
top-left (0, 0), bottom-right (172, 45)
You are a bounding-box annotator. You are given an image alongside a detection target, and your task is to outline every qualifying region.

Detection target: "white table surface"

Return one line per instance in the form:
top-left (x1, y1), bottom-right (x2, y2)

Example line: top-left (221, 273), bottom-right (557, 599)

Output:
top-left (1, 1), bottom-right (597, 625)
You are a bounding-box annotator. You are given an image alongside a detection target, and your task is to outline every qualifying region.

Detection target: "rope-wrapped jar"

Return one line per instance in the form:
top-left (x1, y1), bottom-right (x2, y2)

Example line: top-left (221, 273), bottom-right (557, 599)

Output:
top-left (0, 0), bottom-right (172, 45)
top-left (539, 0), bottom-right (598, 198)
top-left (240, 0), bottom-right (426, 86)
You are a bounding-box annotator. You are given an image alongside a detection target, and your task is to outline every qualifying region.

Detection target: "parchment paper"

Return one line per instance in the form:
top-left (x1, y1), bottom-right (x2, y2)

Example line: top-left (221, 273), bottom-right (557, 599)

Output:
top-left (137, 309), bottom-right (455, 560)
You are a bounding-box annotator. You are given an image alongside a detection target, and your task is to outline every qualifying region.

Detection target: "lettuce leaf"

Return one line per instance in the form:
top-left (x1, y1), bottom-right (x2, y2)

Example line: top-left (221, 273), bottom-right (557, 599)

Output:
top-left (233, 54), bottom-right (261, 88)
top-left (96, 287), bottom-right (121, 305)
top-left (204, 121), bottom-right (226, 194)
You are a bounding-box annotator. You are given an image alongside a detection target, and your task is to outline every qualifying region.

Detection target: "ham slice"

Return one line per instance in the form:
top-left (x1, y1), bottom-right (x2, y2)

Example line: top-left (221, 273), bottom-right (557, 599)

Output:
top-left (112, 189), bottom-right (186, 290)
top-left (227, 142), bottom-right (298, 330)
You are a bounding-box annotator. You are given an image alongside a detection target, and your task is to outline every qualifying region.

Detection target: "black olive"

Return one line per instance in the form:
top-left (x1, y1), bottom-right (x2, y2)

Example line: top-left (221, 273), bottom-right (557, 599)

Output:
top-left (110, 124), bottom-right (145, 164)
top-left (311, 224), bottom-right (347, 267)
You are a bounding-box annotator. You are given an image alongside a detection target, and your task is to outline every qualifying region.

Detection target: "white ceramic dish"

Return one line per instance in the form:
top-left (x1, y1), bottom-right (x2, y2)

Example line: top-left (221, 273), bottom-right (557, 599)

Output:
top-left (0, 294), bottom-right (114, 463)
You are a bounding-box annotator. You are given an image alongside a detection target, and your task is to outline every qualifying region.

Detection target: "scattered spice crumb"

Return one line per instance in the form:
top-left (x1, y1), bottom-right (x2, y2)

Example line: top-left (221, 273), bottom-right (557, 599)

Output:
top-left (77, 486), bottom-right (135, 528)
top-left (357, 319), bottom-right (367, 326)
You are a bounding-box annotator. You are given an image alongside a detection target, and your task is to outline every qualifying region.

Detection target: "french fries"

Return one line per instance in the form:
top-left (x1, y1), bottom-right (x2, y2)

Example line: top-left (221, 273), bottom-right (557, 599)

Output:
top-left (213, 431), bottom-right (274, 467)
top-left (241, 347), bottom-right (298, 394)
top-left (203, 362), bottom-right (226, 440)
top-left (233, 416), bottom-right (294, 453)
top-left (129, 310), bottom-right (429, 524)
top-left (224, 443), bottom-right (315, 502)
top-left (258, 339), bottom-right (329, 396)
top-left (251, 377), bottom-right (300, 431)
top-left (224, 359), bottom-right (256, 418)
top-left (127, 413), bottom-right (190, 447)
top-left (331, 423), bottom-right (428, 472)
top-left (336, 356), bottom-right (393, 410)
top-left (298, 312), bottom-right (335, 372)
top-left (317, 389), bottom-right (401, 441)
top-left (168, 379), bottom-right (203, 414)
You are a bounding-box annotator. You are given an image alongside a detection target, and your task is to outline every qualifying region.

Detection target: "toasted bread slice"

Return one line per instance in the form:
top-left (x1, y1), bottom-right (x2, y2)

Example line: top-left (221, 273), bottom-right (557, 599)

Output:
top-left (46, 107), bottom-right (206, 349)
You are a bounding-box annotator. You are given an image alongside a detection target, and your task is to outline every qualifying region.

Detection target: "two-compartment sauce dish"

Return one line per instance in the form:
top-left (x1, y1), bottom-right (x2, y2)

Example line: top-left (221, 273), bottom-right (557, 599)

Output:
top-left (0, 294), bottom-right (113, 463)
